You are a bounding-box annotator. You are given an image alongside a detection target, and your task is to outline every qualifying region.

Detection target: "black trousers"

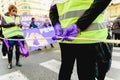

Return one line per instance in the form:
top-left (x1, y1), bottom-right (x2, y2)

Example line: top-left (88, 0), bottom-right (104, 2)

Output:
top-left (0, 34), bottom-right (8, 56)
top-left (8, 45), bottom-right (21, 63)
top-left (2, 40), bottom-right (8, 56)
top-left (8, 36), bottom-right (24, 64)
top-left (50, 44), bottom-right (54, 47)
top-left (114, 33), bottom-right (120, 47)
top-left (96, 60), bottom-right (111, 80)
top-left (59, 43), bottom-right (99, 80)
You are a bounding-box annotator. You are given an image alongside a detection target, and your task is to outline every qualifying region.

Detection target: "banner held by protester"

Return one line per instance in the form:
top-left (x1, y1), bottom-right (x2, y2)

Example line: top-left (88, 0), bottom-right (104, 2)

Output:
top-left (22, 27), bottom-right (56, 51)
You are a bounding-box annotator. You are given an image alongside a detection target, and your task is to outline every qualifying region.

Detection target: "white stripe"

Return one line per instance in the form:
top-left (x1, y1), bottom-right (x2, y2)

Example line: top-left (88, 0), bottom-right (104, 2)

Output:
top-left (96, 77), bottom-right (114, 80)
top-left (105, 77), bottom-right (115, 80)
top-left (111, 60), bottom-right (120, 69)
top-left (53, 50), bottom-right (60, 53)
top-left (40, 59), bottom-right (61, 73)
top-left (113, 47), bottom-right (120, 50)
top-left (0, 70), bottom-right (29, 80)
top-left (112, 52), bottom-right (120, 57)
top-left (40, 59), bottom-right (114, 80)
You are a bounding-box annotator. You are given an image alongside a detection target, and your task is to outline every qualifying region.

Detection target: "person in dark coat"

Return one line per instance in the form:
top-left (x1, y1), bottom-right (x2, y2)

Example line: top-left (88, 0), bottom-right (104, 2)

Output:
top-left (112, 15), bottom-right (120, 47)
top-left (0, 14), bottom-right (8, 59)
top-left (30, 17), bottom-right (38, 28)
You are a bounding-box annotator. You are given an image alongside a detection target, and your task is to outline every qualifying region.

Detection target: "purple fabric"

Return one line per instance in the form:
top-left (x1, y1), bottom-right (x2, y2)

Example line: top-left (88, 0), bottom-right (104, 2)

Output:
top-left (22, 27), bottom-right (56, 51)
top-left (18, 24), bottom-right (23, 28)
top-left (62, 24), bottom-right (79, 41)
top-left (3, 39), bottom-right (9, 49)
top-left (1, 17), bottom-right (15, 28)
top-left (23, 28), bottom-right (43, 51)
top-left (51, 5), bottom-right (56, 9)
top-left (18, 40), bottom-right (29, 57)
top-left (52, 23), bottom-right (63, 40)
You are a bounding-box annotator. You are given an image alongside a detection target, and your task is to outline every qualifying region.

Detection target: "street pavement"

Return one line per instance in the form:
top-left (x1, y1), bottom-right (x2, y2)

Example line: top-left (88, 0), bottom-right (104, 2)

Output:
top-left (0, 42), bottom-right (120, 80)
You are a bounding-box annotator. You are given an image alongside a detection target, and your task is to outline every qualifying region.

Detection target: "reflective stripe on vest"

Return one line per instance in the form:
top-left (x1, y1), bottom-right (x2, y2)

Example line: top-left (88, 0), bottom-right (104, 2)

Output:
top-left (56, 0), bottom-right (108, 44)
top-left (59, 10), bottom-right (104, 23)
top-left (2, 14), bottom-right (23, 38)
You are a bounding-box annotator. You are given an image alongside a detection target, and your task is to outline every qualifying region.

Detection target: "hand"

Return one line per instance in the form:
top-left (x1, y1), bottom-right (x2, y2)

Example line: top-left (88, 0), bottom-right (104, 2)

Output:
top-left (62, 24), bottom-right (79, 41)
top-left (15, 22), bottom-right (20, 26)
top-left (52, 23), bottom-right (63, 40)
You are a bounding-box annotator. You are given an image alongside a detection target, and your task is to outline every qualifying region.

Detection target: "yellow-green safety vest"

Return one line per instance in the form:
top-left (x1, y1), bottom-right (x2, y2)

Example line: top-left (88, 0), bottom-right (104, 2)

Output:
top-left (2, 14), bottom-right (23, 38)
top-left (56, 0), bottom-right (108, 44)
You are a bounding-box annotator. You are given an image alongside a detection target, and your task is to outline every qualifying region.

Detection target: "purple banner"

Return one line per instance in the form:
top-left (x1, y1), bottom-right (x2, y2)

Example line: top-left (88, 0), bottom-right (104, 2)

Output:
top-left (22, 27), bottom-right (56, 51)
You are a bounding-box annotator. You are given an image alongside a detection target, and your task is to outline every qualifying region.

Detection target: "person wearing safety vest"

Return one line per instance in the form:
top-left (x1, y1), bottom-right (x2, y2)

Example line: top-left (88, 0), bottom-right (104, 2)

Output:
top-left (1, 5), bottom-right (24, 69)
top-left (50, 0), bottom-right (112, 80)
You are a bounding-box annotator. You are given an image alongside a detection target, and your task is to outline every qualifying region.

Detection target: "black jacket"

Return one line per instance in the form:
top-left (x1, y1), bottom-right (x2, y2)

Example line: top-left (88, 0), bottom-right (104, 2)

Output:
top-left (49, 0), bottom-right (112, 31)
top-left (0, 24), bottom-right (4, 40)
top-left (112, 17), bottom-right (120, 34)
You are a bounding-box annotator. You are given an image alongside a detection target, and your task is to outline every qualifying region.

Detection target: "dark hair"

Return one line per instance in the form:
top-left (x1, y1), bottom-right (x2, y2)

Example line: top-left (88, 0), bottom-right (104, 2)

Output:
top-left (31, 17), bottom-right (35, 21)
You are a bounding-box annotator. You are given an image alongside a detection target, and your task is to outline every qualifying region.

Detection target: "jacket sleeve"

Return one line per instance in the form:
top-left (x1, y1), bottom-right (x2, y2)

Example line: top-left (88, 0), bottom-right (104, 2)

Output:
top-left (75, 0), bottom-right (112, 31)
top-left (18, 24), bottom-right (23, 28)
top-left (49, 5), bottom-right (60, 27)
top-left (1, 17), bottom-right (16, 28)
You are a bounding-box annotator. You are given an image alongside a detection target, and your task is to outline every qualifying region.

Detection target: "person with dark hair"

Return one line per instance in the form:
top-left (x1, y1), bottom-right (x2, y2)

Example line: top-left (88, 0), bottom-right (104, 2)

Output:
top-left (0, 14), bottom-right (8, 59)
top-left (1, 5), bottom-right (24, 69)
top-left (30, 17), bottom-right (38, 28)
top-left (49, 0), bottom-right (112, 80)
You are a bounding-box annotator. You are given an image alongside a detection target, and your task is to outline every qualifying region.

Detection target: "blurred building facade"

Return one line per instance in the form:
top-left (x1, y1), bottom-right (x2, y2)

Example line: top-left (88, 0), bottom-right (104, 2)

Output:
top-left (105, 0), bottom-right (120, 21)
top-left (0, 0), bottom-right (52, 18)
top-left (0, 0), bottom-right (120, 22)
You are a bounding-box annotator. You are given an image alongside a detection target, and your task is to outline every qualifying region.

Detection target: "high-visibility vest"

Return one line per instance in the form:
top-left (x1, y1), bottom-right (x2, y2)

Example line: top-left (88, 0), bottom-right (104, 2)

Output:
top-left (2, 14), bottom-right (23, 38)
top-left (56, 0), bottom-right (108, 44)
